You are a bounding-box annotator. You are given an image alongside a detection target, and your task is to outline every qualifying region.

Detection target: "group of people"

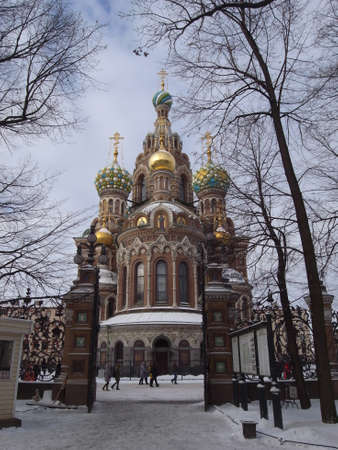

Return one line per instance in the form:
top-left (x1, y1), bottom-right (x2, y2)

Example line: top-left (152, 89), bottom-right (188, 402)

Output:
top-left (138, 361), bottom-right (160, 387)
top-left (102, 363), bottom-right (120, 391)
top-left (102, 361), bottom-right (179, 390)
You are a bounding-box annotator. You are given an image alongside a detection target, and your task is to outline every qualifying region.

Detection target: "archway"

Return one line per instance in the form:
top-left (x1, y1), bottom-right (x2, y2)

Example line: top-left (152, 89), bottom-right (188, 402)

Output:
top-left (153, 336), bottom-right (171, 374)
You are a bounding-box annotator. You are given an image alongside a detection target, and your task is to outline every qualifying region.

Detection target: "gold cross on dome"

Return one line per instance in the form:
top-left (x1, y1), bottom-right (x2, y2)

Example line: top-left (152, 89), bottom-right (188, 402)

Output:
top-left (202, 131), bottom-right (213, 162)
top-left (158, 68), bottom-right (168, 91)
top-left (109, 132), bottom-right (124, 164)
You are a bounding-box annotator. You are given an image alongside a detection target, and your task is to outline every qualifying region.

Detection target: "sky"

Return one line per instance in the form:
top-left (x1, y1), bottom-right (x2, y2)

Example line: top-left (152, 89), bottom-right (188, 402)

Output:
top-left (1, 0), bottom-right (336, 305)
top-left (2, 0), bottom-right (198, 227)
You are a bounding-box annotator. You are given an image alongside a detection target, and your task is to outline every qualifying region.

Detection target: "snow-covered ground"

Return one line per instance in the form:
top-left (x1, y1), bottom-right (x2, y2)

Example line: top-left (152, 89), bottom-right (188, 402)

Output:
top-left (1, 377), bottom-right (337, 450)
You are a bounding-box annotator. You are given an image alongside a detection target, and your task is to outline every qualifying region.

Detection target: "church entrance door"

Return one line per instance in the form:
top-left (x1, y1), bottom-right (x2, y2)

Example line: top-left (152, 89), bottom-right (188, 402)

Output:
top-left (153, 337), bottom-right (170, 374)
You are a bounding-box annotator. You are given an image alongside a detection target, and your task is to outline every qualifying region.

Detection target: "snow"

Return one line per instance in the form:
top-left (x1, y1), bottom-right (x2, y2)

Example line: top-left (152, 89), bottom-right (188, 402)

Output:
top-left (141, 201), bottom-right (190, 215)
top-left (1, 378), bottom-right (337, 450)
top-left (101, 311), bottom-right (202, 327)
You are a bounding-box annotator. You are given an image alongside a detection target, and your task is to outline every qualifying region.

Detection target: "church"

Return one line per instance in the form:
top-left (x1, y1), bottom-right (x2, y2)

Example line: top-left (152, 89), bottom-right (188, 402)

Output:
top-left (74, 73), bottom-right (252, 378)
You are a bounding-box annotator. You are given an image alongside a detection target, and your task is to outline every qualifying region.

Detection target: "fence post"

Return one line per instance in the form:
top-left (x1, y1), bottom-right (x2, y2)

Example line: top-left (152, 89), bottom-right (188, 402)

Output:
top-left (239, 374), bottom-right (248, 411)
top-left (232, 373), bottom-right (239, 407)
top-left (257, 377), bottom-right (268, 419)
top-left (271, 380), bottom-right (283, 429)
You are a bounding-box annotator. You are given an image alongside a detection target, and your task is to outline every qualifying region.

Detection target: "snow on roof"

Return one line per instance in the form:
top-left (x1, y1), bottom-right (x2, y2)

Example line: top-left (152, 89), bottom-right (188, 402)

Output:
top-left (101, 311), bottom-right (202, 327)
top-left (140, 201), bottom-right (191, 215)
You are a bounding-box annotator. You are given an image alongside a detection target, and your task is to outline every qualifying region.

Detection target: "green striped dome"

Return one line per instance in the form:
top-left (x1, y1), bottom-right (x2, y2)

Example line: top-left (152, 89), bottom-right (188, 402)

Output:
top-left (193, 162), bottom-right (230, 194)
top-left (95, 165), bottom-right (132, 196)
top-left (152, 90), bottom-right (172, 109)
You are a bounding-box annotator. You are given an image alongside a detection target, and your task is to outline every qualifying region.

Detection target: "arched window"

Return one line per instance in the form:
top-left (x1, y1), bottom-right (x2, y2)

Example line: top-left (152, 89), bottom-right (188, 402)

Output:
top-left (178, 262), bottom-right (189, 305)
top-left (135, 262), bottom-right (144, 305)
top-left (156, 260), bottom-right (168, 304)
top-left (107, 298), bottom-right (115, 318)
top-left (115, 341), bottom-right (123, 364)
top-left (211, 198), bottom-right (217, 213)
top-left (122, 267), bottom-right (127, 308)
top-left (179, 340), bottom-right (190, 368)
top-left (108, 199), bottom-right (113, 215)
top-left (137, 174), bottom-right (146, 203)
top-left (179, 175), bottom-right (186, 202)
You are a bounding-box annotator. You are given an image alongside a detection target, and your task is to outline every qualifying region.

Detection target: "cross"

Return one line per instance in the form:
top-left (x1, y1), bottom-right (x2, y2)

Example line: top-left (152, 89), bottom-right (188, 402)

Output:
top-left (202, 131), bottom-right (213, 162)
top-left (109, 132), bottom-right (124, 164)
top-left (158, 68), bottom-right (168, 91)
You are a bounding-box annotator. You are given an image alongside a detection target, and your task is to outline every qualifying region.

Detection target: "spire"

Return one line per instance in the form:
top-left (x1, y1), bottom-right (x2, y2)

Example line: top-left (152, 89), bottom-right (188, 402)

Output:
top-left (109, 132), bottom-right (124, 166)
top-left (202, 131), bottom-right (213, 163)
top-left (157, 68), bottom-right (168, 91)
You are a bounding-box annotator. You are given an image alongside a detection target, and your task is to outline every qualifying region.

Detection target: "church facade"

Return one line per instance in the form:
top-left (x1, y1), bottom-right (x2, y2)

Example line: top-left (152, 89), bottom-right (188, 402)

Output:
top-left (74, 77), bottom-right (252, 377)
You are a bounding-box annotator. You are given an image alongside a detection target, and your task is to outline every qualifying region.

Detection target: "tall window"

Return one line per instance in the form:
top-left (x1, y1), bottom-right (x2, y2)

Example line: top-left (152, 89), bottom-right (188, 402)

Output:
top-left (135, 262), bottom-right (144, 305)
top-left (107, 298), bottom-right (115, 318)
top-left (122, 267), bottom-right (127, 308)
top-left (179, 175), bottom-right (186, 202)
top-left (156, 260), bottom-right (168, 303)
top-left (178, 262), bottom-right (189, 304)
top-left (137, 175), bottom-right (146, 203)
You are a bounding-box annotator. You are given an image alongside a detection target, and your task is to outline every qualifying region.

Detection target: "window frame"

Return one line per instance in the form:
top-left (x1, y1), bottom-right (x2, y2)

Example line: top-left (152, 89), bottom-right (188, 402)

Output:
top-left (155, 260), bottom-right (168, 304)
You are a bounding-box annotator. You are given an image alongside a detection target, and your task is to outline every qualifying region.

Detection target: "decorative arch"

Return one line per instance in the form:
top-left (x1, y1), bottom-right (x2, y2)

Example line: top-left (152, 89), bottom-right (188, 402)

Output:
top-left (133, 340), bottom-right (145, 372)
top-left (152, 335), bottom-right (171, 374)
top-left (154, 210), bottom-right (168, 231)
top-left (149, 206), bottom-right (174, 229)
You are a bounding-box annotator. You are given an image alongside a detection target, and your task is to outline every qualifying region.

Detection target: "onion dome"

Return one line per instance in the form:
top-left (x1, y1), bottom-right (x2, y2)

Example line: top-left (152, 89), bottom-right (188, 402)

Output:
top-left (95, 225), bottom-right (113, 247)
top-left (193, 161), bottom-right (230, 194)
top-left (152, 90), bottom-right (172, 109)
top-left (95, 165), bottom-right (132, 195)
top-left (148, 148), bottom-right (176, 172)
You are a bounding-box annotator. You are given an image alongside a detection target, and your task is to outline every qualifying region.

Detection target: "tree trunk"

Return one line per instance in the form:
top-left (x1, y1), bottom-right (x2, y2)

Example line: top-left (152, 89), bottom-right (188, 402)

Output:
top-left (241, 19), bottom-right (337, 422)
top-left (270, 107), bottom-right (337, 422)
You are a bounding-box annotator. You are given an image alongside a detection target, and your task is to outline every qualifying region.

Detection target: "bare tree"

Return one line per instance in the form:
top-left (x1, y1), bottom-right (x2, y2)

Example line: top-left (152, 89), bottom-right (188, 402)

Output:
top-left (0, 159), bottom-right (88, 300)
top-left (0, 0), bottom-right (103, 145)
top-left (129, 0), bottom-right (337, 422)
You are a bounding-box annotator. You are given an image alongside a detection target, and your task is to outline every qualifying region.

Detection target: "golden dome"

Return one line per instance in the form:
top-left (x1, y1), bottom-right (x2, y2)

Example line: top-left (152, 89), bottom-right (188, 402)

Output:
top-left (95, 226), bottom-right (113, 246)
top-left (148, 149), bottom-right (176, 172)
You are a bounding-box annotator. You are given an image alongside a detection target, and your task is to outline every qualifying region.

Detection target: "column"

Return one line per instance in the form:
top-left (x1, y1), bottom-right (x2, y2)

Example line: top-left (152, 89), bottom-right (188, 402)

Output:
top-left (172, 258), bottom-right (177, 307)
top-left (193, 260), bottom-right (198, 309)
top-left (146, 255), bottom-right (151, 307)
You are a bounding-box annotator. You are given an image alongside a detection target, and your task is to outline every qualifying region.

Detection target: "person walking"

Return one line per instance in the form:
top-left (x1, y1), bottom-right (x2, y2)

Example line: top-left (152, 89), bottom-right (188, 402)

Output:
top-left (102, 364), bottom-right (112, 391)
top-left (149, 362), bottom-right (159, 387)
top-left (139, 361), bottom-right (148, 385)
top-left (171, 363), bottom-right (178, 384)
top-left (111, 363), bottom-right (121, 390)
